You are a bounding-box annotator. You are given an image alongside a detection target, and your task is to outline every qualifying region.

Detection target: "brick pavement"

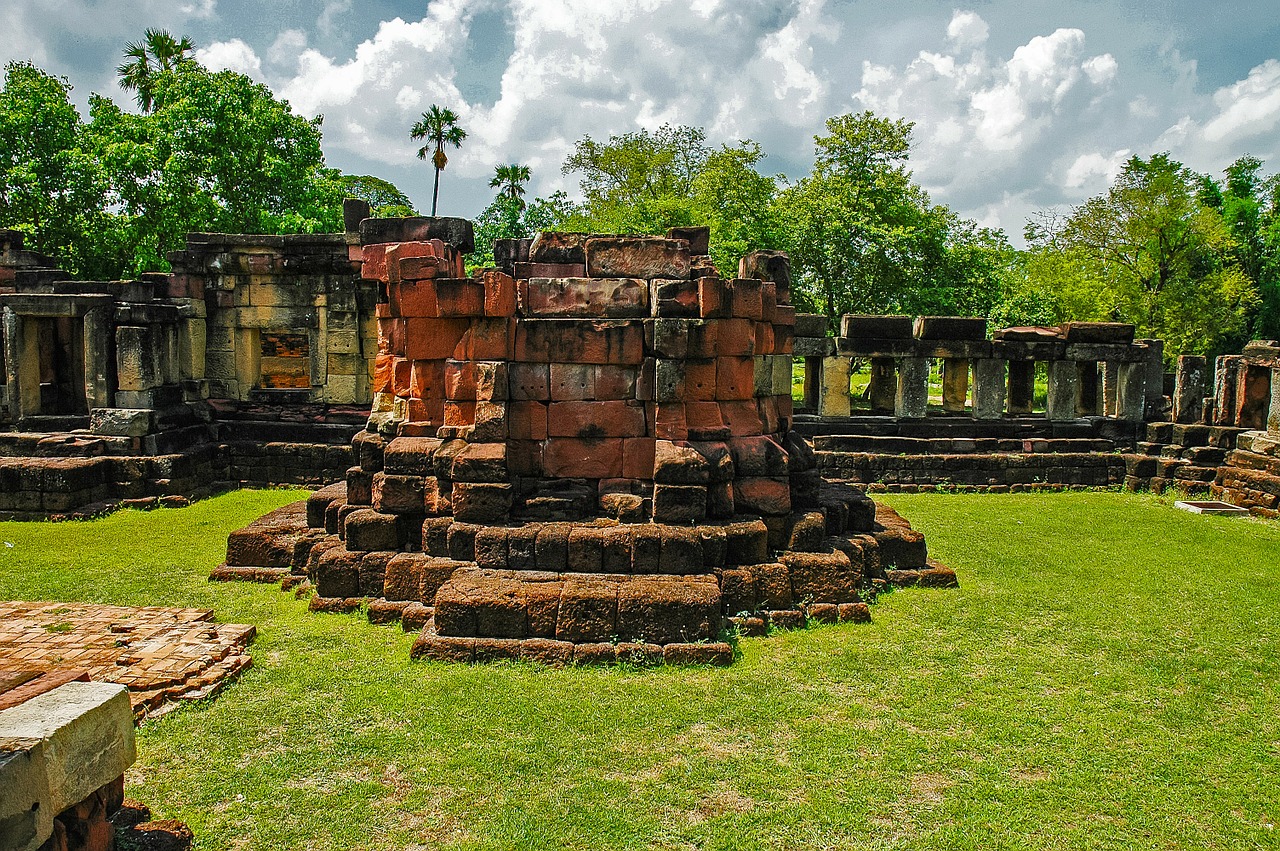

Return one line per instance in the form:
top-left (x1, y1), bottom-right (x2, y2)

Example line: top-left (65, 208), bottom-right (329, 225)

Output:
top-left (0, 601), bottom-right (255, 719)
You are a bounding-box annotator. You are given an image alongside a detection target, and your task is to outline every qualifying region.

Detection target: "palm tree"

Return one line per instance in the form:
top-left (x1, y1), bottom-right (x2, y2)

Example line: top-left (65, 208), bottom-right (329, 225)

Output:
top-left (116, 28), bottom-right (196, 112)
top-left (410, 105), bottom-right (467, 217)
top-left (490, 164), bottom-right (532, 209)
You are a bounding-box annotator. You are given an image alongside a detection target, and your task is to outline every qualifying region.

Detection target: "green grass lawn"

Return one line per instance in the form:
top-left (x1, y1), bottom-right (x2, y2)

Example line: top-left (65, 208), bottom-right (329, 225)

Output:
top-left (2, 490), bottom-right (1280, 850)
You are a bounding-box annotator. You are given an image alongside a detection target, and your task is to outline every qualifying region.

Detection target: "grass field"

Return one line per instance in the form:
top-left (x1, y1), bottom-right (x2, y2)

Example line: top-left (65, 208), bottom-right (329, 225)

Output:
top-left (2, 490), bottom-right (1279, 850)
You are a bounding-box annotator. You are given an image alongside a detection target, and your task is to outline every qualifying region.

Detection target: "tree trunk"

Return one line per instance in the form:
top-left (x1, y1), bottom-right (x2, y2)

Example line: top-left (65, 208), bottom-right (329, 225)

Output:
top-left (431, 167), bottom-right (441, 216)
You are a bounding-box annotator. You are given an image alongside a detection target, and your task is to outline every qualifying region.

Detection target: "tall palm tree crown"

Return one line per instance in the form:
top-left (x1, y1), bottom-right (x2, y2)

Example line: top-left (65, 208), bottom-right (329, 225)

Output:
top-left (410, 105), bottom-right (467, 217)
top-left (490, 164), bottom-right (532, 209)
top-left (116, 28), bottom-right (195, 112)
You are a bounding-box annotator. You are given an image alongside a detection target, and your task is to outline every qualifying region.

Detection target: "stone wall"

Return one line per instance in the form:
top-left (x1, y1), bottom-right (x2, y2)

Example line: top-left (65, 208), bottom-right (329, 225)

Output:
top-left (167, 229), bottom-right (375, 405)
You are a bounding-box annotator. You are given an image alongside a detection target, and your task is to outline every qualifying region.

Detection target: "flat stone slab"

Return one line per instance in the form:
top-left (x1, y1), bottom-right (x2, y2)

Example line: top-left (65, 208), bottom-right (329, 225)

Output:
top-left (0, 680), bottom-right (135, 851)
top-left (1174, 500), bottom-right (1251, 516)
top-left (0, 602), bottom-right (255, 719)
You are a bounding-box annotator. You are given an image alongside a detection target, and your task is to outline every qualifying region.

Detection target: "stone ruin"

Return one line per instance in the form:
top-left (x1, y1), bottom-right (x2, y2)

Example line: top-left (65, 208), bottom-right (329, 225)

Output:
top-left (1210, 341), bottom-right (1280, 516)
top-left (216, 218), bottom-right (955, 665)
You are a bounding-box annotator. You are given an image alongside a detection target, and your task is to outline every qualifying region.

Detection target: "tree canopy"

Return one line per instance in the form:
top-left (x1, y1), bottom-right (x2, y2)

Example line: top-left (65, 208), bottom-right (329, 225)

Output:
top-left (0, 37), bottom-right (412, 279)
top-left (1019, 153), bottom-right (1259, 357)
top-left (779, 111), bottom-right (1010, 320)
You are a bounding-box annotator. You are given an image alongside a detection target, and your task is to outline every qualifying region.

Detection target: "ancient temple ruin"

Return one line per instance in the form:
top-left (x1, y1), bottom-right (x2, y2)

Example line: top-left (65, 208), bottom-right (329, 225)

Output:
top-left (216, 219), bottom-right (952, 665)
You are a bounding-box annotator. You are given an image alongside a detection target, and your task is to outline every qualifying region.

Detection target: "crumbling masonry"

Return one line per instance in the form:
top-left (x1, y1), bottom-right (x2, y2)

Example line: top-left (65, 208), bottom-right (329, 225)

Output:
top-left (215, 218), bottom-right (954, 665)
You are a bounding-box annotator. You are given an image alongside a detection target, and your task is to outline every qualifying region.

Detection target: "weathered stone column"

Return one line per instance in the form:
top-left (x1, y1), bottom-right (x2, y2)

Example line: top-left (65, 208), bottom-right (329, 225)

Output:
top-left (868, 357), bottom-right (897, 413)
top-left (802, 356), bottom-right (822, 411)
top-left (1213, 355), bottom-right (1240, 426)
top-left (81, 307), bottom-right (113, 410)
top-left (819, 356), bottom-right (851, 417)
top-left (1173, 355), bottom-right (1207, 424)
top-left (1116, 362), bottom-right (1146, 421)
top-left (1269, 367), bottom-right (1280, 435)
top-left (1141, 339), bottom-right (1165, 418)
top-left (3, 308), bottom-right (39, 420)
top-left (1102, 361), bottom-right (1119, 417)
top-left (895, 357), bottom-right (929, 418)
top-left (1075, 361), bottom-right (1101, 416)
top-left (941, 358), bottom-right (969, 413)
top-left (1046, 360), bottom-right (1079, 421)
top-left (1007, 360), bottom-right (1035, 415)
top-left (972, 358), bottom-right (1006, 420)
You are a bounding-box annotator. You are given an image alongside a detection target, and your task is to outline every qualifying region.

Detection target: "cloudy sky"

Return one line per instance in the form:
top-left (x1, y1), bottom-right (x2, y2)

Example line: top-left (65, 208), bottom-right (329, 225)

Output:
top-left (5, 0), bottom-right (1280, 243)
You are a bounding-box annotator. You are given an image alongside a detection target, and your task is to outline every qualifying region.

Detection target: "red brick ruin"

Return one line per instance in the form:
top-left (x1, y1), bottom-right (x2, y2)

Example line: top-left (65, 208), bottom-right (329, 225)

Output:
top-left (218, 217), bottom-right (953, 665)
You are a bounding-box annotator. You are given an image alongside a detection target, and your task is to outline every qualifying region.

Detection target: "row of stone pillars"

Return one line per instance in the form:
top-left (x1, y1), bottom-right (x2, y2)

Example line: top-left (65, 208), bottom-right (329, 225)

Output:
top-left (808, 356), bottom-right (1149, 421)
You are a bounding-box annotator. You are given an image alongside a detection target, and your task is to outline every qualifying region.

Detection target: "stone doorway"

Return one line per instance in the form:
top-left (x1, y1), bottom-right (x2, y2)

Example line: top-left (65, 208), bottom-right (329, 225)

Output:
top-left (34, 315), bottom-right (88, 415)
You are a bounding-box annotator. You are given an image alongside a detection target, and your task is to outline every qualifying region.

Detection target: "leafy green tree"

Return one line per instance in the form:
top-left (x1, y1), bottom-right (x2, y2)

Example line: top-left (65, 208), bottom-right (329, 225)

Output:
top-left (1024, 153), bottom-right (1258, 357)
top-left (490, 164), bottom-right (531, 209)
top-left (116, 28), bottom-right (195, 113)
top-left (0, 62), bottom-right (113, 276)
top-left (470, 166), bottom-right (575, 269)
top-left (560, 124), bottom-right (784, 273)
top-left (337, 174), bottom-right (415, 216)
top-left (777, 110), bottom-right (1009, 320)
top-left (410, 105), bottom-right (466, 217)
top-left (86, 61), bottom-right (343, 275)
top-left (1198, 155), bottom-right (1280, 340)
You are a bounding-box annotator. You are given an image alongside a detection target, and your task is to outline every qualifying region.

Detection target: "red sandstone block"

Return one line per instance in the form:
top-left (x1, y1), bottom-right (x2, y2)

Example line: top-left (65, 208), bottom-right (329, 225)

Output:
top-left (548, 401), bottom-right (646, 438)
top-left (523, 276), bottom-right (649, 318)
top-left (543, 437), bottom-right (624, 478)
top-left (509, 362), bottom-right (551, 401)
top-left (393, 280), bottom-right (439, 317)
top-left (362, 244), bottom-right (391, 281)
top-left (585, 236), bottom-right (691, 279)
top-left (653, 404), bottom-right (688, 440)
top-left (482, 270), bottom-right (517, 317)
top-left (594, 365), bottom-right (638, 400)
top-left (392, 357), bottom-right (412, 395)
top-left (735, 476), bottom-right (791, 516)
top-left (405, 318), bottom-right (470, 361)
top-left (755, 322), bottom-right (775, 355)
top-left (729, 435), bottom-right (788, 477)
top-left (729, 279), bottom-right (763, 320)
top-left (444, 401), bottom-right (475, 427)
top-left (406, 398), bottom-right (444, 424)
top-left (761, 282), bottom-right (777, 322)
top-left (774, 305), bottom-right (796, 327)
top-left (396, 254), bottom-right (447, 282)
top-left (379, 318), bottom-right (404, 356)
top-left (721, 400), bottom-right (764, 436)
top-left (455, 318), bottom-right (514, 361)
top-left (716, 319), bottom-right (757, 356)
top-left (698, 277), bottom-right (728, 318)
top-left (444, 360), bottom-right (477, 401)
top-left (684, 402), bottom-right (725, 433)
top-left (652, 279), bottom-right (700, 317)
top-left (773, 325), bottom-right (794, 355)
top-left (513, 261), bottom-right (586, 279)
top-left (623, 437), bottom-right (656, 478)
top-left (682, 359), bottom-right (716, 402)
top-left (716, 356), bottom-right (756, 401)
top-left (688, 322), bottom-right (718, 359)
top-left (507, 440), bottom-right (544, 476)
top-left (472, 401), bottom-right (508, 441)
top-left (435, 279), bottom-right (486, 317)
top-left (550, 362), bottom-right (595, 400)
top-left (374, 353), bottom-right (396, 393)
top-left (515, 319), bottom-right (644, 365)
top-left (410, 360), bottom-right (446, 399)
top-left (758, 397), bottom-right (780, 434)
top-left (777, 395), bottom-right (793, 423)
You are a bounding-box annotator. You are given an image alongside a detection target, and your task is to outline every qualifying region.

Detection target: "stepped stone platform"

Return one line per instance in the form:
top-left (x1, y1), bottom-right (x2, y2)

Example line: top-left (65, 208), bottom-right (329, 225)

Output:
top-left (214, 219), bottom-right (956, 665)
top-left (0, 602), bottom-right (255, 719)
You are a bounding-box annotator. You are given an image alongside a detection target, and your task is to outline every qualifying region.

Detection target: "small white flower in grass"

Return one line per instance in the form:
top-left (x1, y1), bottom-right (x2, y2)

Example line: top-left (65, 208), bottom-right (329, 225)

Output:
top-left (3, 542), bottom-right (11, 548)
